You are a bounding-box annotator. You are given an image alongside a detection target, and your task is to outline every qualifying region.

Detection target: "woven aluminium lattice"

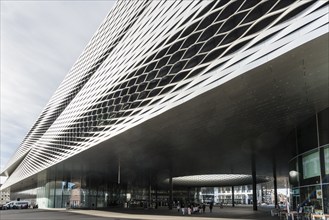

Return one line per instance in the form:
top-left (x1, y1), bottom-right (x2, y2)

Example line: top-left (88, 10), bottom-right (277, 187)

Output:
top-left (166, 174), bottom-right (272, 187)
top-left (1, 0), bottom-right (328, 189)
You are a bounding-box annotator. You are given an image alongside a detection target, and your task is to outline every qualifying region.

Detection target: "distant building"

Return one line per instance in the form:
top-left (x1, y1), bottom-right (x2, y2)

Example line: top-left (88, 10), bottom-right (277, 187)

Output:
top-left (0, 185), bottom-right (10, 204)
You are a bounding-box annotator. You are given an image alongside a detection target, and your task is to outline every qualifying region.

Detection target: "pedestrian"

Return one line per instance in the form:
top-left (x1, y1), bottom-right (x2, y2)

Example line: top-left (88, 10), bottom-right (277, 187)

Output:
top-left (187, 206), bottom-right (191, 215)
top-left (181, 203), bottom-right (185, 215)
top-left (202, 203), bottom-right (206, 213)
top-left (209, 202), bottom-right (213, 213)
top-left (177, 201), bottom-right (180, 212)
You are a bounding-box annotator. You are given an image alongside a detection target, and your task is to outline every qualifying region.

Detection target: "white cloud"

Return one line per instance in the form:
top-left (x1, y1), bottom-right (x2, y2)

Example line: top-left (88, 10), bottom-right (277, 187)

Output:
top-left (0, 1), bottom-right (115, 181)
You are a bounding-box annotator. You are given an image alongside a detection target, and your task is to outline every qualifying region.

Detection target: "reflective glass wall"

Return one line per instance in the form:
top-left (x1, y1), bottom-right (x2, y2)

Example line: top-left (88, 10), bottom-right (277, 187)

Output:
top-left (34, 175), bottom-right (129, 209)
top-left (13, 168), bottom-right (168, 209)
top-left (289, 108), bottom-right (329, 214)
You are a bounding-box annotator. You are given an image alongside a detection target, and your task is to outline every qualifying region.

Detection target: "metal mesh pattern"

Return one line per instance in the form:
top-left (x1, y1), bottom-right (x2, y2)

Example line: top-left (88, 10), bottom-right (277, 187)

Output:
top-left (2, 0), bottom-right (328, 189)
top-left (166, 174), bottom-right (272, 187)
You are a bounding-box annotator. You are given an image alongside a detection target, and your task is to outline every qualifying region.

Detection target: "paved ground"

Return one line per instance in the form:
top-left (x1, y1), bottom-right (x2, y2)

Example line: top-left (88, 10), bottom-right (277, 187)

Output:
top-left (0, 209), bottom-right (107, 220)
top-left (0, 205), bottom-right (280, 220)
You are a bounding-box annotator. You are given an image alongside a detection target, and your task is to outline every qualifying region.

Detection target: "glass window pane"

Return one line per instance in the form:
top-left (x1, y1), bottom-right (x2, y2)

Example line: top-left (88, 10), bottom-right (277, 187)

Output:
top-left (325, 146), bottom-right (329, 175)
top-left (302, 151), bottom-right (320, 179)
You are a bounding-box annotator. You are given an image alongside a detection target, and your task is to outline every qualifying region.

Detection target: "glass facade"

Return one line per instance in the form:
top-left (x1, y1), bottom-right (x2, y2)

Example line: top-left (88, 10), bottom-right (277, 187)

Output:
top-left (10, 168), bottom-right (171, 209)
top-left (289, 108), bottom-right (329, 214)
top-left (290, 146), bottom-right (328, 213)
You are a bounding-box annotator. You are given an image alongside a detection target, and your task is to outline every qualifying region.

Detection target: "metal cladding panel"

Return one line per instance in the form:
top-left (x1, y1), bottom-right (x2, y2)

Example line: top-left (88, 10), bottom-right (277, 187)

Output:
top-left (1, 0), bottom-right (328, 189)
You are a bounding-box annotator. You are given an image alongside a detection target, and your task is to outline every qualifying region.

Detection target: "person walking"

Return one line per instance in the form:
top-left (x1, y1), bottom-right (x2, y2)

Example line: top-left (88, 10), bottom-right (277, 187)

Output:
top-left (187, 206), bottom-right (191, 215)
top-left (209, 202), bottom-right (213, 213)
top-left (177, 201), bottom-right (180, 212)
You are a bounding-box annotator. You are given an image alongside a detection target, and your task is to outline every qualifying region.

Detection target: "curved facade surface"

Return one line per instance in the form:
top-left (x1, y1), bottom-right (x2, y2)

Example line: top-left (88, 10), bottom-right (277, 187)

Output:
top-left (289, 108), bottom-right (329, 214)
top-left (1, 0), bottom-right (328, 195)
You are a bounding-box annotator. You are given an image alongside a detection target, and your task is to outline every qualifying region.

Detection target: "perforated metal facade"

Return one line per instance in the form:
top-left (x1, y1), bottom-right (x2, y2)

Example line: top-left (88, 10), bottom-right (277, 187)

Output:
top-left (1, 0), bottom-right (328, 190)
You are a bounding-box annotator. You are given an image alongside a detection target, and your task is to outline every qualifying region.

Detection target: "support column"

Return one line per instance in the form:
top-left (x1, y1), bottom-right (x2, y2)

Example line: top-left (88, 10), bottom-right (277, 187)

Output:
top-left (316, 112), bottom-right (325, 212)
top-left (95, 185), bottom-right (99, 209)
top-left (155, 184), bottom-right (158, 209)
top-left (148, 174), bottom-right (152, 209)
top-left (118, 157), bottom-right (121, 185)
top-left (187, 187), bottom-right (191, 202)
top-left (61, 184), bottom-right (64, 208)
top-left (232, 186), bottom-right (235, 207)
top-left (53, 167), bottom-right (57, 208)
top-left (169, 174), bottom-right (173, 210)
top-left (251, 148), bottom-right (257, 211)
top-left (197, 187), bottom-right (201, 203)
top-left (273, 156), bottom-right (278, 207)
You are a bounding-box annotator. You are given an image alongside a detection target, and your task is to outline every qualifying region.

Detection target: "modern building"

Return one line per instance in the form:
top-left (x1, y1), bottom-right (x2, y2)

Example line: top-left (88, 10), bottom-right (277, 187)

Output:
top-left (1, 0), bottom-right (328, 214)
top-left (0, 185), bottom-right (10, 205)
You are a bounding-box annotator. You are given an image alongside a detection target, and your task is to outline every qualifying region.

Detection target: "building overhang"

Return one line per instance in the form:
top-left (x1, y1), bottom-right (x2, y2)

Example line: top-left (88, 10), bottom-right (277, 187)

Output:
top-left (4, 32), bottom-right (328, 192)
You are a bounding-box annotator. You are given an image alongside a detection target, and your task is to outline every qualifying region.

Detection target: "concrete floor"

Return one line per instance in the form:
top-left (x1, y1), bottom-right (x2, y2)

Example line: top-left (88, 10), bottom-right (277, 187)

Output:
top-left (0, 205), bottom-right (280, 220)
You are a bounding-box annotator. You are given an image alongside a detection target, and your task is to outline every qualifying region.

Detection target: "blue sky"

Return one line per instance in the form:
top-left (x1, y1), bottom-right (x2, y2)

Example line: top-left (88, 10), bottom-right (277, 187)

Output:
top-left (0, 0), bottom-right (115, 183)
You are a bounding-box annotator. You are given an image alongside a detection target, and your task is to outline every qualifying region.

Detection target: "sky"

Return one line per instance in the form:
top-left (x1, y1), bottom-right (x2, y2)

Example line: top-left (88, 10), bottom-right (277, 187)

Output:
top-left (0, 0), bottom-right (115, 183)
